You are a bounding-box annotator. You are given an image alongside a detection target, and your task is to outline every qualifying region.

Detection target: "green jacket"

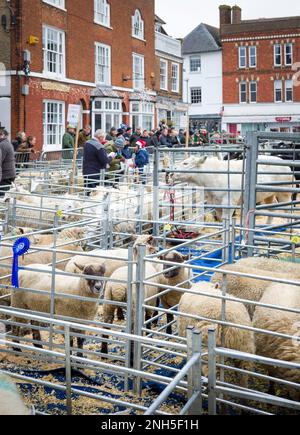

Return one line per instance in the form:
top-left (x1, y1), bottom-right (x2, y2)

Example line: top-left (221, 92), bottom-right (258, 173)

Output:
top-left (105, 141), bottom-right (123, 172)
top-left (62, 132), bottom-right (75, 149)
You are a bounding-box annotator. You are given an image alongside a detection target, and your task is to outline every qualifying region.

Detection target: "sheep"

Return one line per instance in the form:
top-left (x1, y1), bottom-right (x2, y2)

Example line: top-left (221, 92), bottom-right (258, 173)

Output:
top-left (65, 235), bottom-right (157, 277)
top-left (253, 283), bottom-right (300, 401)
top-left (233, 256), bottom-right (300, 278)
top-left (211, 263), bottom-right (298, 318)
top-left (11, 263), bottom-right (106, 356)
top-left (101, 262), bottom-right (161, 355)
top-left (32, 227), bottom-right (86, 247)
top-left (156, 251), bottom-right (191, 334)
top-left (0, 373), bottom-right (30, 415)
top-left (178, 282), bottom-right (255, 388)
top-left (0, 241), bottom-right (83, 293)
top-left (171, 156), bottom-right (294, 222)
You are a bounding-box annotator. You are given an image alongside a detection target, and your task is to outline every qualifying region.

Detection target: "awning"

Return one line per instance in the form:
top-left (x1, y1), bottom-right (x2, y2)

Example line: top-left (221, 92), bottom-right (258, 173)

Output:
top-left (91, 87), bottom-right (123, 99)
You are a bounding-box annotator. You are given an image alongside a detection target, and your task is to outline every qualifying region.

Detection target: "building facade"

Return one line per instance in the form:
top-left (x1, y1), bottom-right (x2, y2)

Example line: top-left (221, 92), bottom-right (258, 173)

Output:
top-left (155, 16), bottom-right (187, 130)
top-left (182, 23), bottom-right (223, 132)
top-left (220, 5), bottom-right (300, 135)
top-left (0, 0), bottom-right (156, 151)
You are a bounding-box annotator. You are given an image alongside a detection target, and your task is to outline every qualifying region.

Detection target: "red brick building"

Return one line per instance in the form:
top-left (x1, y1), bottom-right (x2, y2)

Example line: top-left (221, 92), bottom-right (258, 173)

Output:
top-left (220, 5), bottom-right (300, 135)
top-left (0, 0), bottom-right (156, 151)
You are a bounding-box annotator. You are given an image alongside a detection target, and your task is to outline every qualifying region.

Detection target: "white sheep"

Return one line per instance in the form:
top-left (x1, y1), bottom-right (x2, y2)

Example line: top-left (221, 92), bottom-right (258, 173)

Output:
top-left (211, 263), bottom-right (297, 318)
top-left (253, 283), bottom-right (300, 401)
top-left (0, 373), bottom-right (30, 415)
top-left (11, 262), bottom-right (106, 355)
top-left (102, 262), bottom-right (161, 355)
top-left (234, 256), bottom-right (300, 278)
top-left (156, 251), bottom-right (191, 335)
top-left (172, 156), bottom-right (294, 222)
top-left (178, 282), bottom-right (255, 387)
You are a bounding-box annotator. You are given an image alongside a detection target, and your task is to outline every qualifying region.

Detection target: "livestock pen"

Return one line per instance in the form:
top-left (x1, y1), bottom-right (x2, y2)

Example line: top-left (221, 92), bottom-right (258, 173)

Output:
top-left (0, 133), bottom-right (300, 415)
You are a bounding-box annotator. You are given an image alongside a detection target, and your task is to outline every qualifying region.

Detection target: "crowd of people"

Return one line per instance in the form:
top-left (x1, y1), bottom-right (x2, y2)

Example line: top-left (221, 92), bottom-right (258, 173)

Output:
top-left (0, 121), bottom-right (217, 197)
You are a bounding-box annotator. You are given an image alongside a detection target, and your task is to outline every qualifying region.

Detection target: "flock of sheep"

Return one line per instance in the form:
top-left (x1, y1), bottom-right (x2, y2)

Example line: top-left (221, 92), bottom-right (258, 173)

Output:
top-left (0, 153), bottom-right (300, 415)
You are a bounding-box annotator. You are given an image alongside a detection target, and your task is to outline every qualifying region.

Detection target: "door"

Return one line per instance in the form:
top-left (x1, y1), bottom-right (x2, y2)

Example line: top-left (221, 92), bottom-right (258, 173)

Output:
top-left (229, 123), bottom-right (237, 134)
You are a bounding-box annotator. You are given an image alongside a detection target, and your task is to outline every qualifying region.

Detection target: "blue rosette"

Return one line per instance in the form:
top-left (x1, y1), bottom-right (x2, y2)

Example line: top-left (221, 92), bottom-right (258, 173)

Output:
top-left (12, 237), bottom-right (30, 288)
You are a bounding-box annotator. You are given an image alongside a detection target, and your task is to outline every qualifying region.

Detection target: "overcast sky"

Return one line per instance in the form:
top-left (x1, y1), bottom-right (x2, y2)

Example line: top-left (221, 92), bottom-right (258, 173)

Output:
top-left (155, 0), bottom-right (300, 38)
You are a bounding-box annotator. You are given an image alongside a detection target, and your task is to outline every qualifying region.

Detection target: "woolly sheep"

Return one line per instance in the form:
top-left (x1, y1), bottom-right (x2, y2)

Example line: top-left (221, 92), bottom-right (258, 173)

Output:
top-left (32, 227), bottom-right (86, 247)
top-left (11, 262), bottom-right (106, 355)
top-left (101, 262), bottom-right (161, 355)
top-left (234, 257), bottom-right (300, 278)
top-left (178, 282), bottom-right (255, 387)
top-left (211, 263), bottom-right (297, 318)
top-left (65, 235), bottom-right (157, 277)
top-left (156, 251), bottom-right (191, 334)
top-left (253, 283), bottom-right (300, 401)
top-left (0, 373), bottom-right (30, 415)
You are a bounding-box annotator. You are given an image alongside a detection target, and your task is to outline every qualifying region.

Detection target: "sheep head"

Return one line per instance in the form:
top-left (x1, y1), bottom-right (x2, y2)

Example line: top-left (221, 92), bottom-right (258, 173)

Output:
top-left (133, 235), bottom-right (158, 259)
top-left (75, 263), bottom-right (106, 296)
top-left (160, 251), bottom-right (189, 279)
top-left (170, 156), bottom-right (209, 185)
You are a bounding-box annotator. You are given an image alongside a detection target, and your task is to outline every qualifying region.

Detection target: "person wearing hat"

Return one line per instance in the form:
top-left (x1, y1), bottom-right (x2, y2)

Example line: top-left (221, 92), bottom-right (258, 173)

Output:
top-left (124, 127), bottom-right (132, 142)
top-left (106, 127), bottom-right (117, 142)
top-left (105, 136), bottom-right (125, 184)
top-left (134, 140), bottom-right (149, 184)
top-left (62, 125), bottom-right (75, 159)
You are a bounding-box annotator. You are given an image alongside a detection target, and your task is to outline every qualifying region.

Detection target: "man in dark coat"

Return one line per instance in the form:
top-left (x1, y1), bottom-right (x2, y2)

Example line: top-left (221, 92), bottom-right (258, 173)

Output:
top-left (83, 130), bottom-right (115, 195)
top-left (0, 129), bottom-right (16, 196)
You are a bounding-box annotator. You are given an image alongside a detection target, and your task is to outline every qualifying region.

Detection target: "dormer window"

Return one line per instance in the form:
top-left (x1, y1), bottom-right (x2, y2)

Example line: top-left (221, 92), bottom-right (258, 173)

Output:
top-left (132, 9), bottom-right (144, 40)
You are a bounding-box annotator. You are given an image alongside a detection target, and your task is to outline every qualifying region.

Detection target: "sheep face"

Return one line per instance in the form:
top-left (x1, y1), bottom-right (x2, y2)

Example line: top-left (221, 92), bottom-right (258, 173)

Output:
top-left (82, 264), bottom-right (106, 296)
top-left (171, 156), bottom-right (208, 185)
top-left (160, 252), bottom-right (188, 279)
top-left (133, 235), bottom-right (158, 258)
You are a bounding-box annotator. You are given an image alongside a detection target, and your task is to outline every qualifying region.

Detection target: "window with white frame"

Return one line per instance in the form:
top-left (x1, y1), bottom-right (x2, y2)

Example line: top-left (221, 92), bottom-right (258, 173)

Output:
top-left (274, 44), bottom-right (282, 66)
top-left (285, 43), bottom-right (293, 66)
top-left (191, 88), bottom-right (202, 104)
top-left (92, 98), bottom-right (122, 135)
top-left (95, 43), bottom-right (111, 85)
top-left (160, 59), bottom-right (168, 90)
top-left (43, 0), bottom-right (65, 9)
top-left (133, 54), bottom-right (144, 90)
top-left (239, 82), bottom-right (247, 103)
top-left (94, 0), bottom-right (110, 27)
top-left (285, 80), bottom-right (293, 102)
top-left (249, 46), bottom-right (257, 68)
top-left (239, 46), bottom-right (247, 68)
top-left (190, 56), bottom-right (201, 73)
top-left (42, 26), bottom-right (65, 78)
top-left (43, 100), bottom-right (65, 150)
top-left (274, 80), bottom-right (283, 102)
top-left (250, 81), bottom-right (257, 103)
top-left (171, 63), bottom-right (180, 93)
top-left (130, 101), bottom-right (154, 131)
top-left (132, 9), bottom-right (144, 40)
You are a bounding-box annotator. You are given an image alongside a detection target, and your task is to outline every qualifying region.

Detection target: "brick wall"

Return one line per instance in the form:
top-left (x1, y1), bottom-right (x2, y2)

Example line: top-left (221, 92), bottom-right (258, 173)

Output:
top-left (222, 31), bottom-right (300, 104)
top-left (9, 0), bottom-right (156, 148)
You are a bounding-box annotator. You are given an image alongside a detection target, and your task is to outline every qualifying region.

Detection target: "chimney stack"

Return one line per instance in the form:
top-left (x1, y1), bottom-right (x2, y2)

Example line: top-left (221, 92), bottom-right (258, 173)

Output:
top-left (219, 5), bottom-right (232, 26)
top-left (232, 5), bottom-right (242, 24)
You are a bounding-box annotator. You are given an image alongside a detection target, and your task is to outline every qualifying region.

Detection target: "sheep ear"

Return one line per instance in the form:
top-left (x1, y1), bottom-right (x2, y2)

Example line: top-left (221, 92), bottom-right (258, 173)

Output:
top-left (214, 283), bottom-right (220, 290)
top-left (18, 228), bottom-right (25, 235)
top-left (74, 262), bottom-right (84, 272)
top-left (198, 156), bottom-right (208, 165)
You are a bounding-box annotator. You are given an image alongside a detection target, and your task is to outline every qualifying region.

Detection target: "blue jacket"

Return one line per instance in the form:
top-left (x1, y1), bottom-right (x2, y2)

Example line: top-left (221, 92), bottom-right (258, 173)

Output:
top-left (83, 139), bottom-right (111, 176)
top-left (122, 146), bottom-right (133, 160)
top-left (135, 149), bottom-right (149, 168)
